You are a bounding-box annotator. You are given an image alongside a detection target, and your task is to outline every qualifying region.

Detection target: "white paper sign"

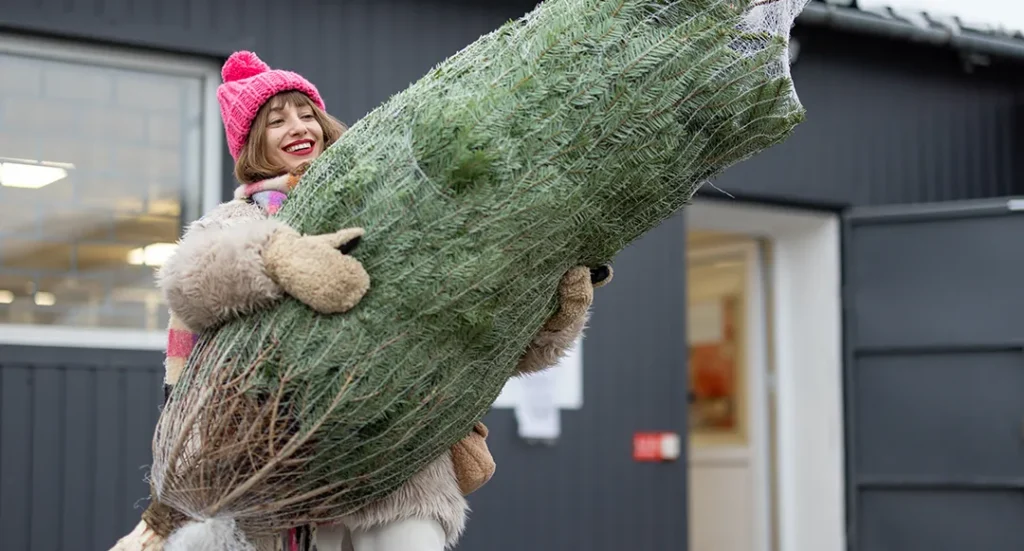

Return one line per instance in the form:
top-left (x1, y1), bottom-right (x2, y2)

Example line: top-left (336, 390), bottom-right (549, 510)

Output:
top-left (491, 336), bottom-right (583, 410)
top-left (514, 367), bottom-right (562, 440)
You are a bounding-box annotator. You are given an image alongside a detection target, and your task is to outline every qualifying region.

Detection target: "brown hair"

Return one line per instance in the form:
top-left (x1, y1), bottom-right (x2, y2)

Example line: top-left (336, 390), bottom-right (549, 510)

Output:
top-left (234, 90), bottom-right (348, 184)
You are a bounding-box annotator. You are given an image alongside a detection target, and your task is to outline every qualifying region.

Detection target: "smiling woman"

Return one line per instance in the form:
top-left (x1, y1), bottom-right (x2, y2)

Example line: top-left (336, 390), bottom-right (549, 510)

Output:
top-left (232, 90), bottom-right (348, 185)
top-left (0, 35), bottom-right (222, 346)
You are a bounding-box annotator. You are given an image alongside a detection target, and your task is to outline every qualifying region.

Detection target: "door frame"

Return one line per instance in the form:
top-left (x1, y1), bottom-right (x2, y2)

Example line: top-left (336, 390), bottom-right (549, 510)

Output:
top-left (686, 198), bottom-right (845, 551)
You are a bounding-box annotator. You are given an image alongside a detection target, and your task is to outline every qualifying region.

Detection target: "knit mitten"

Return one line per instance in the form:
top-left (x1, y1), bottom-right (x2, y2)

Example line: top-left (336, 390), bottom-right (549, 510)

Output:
top-left (449, 422), bottom-right (496, 496)
top-left (263, 226), bottom-right (371, 314)
top-left (541, 264), bottom-right (611, 333)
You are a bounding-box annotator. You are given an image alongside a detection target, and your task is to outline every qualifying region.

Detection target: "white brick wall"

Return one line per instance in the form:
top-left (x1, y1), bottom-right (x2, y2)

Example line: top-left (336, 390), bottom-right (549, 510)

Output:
top-left (0, 132), bottom-right (40, 160)
top-left (0, 59), bottom-right (42, 96)
top-left (80, 107), bottom-right (147, 141)
top-left (115, 75), bottom-right (181, 111)
top-left (40, 138), bottom-right (111, 171)
top-left (44, 66), bottom-right (113, 102)
top-left (0, 199), bottom-right (37, 233)
top-left (2, 98), bottom-right (77, 129)
top-left (76, 174), bottom-right (146, 208)
top-left (114, 145), bottom-right (181, 179)
top-left (148, 114), bottom-right (182, 146)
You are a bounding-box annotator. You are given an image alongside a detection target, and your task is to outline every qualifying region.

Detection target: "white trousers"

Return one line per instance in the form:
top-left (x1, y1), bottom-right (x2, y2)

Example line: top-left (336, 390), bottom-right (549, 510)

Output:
top-left (315, 518), bottom-right (446, 551)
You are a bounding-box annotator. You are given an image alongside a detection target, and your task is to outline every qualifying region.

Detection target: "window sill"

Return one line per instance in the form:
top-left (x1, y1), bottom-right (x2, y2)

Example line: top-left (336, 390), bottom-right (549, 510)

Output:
top-left (0, 323), bottom-right (166, 350)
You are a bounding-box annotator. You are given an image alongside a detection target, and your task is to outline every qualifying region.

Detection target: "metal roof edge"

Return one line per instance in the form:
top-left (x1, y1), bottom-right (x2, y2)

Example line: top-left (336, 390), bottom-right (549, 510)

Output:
top-left (797, 2), bottom-right (1024, 62)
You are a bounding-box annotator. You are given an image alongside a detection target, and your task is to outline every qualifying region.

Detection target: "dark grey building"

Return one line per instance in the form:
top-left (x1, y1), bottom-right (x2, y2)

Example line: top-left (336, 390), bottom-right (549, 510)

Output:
top-left (1, 1), bottom-right (1022, 550)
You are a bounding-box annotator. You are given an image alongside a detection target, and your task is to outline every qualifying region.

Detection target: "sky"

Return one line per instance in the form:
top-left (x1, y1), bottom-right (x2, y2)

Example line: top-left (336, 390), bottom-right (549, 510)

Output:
top-left (857, 0), bottom-right (1024, 35)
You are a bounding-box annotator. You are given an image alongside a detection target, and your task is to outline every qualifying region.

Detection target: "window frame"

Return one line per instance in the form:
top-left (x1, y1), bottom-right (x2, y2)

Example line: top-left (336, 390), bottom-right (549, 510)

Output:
top-left (0, 33), bottom-right (224, 350)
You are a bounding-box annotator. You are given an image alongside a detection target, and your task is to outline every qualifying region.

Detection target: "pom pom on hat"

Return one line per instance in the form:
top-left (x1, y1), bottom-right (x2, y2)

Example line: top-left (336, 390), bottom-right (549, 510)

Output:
top-left (216, 50), bottom-right (326, 161)
top-left (222, 51), bottom-right (270, 83)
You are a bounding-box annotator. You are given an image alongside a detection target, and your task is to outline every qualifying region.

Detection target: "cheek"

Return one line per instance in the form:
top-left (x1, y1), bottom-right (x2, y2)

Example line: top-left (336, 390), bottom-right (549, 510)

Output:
top-left (264, 129), bottom-right (285, 159)
top-left (264, 146), bottom-right (284, 166)
top-left (311, 125), bottom-right (326, 152)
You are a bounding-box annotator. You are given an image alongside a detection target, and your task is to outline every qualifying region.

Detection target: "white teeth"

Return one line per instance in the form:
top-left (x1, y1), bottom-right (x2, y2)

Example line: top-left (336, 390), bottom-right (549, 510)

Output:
top-left (286, 143), bottom-right (311, 152)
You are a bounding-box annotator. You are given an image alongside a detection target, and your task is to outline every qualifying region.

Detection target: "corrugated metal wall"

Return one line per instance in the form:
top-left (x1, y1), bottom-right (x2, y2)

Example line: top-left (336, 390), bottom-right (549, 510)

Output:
top-left (465, 214), bottom-right (689, 550)
top-left (2, 1), bottom-right (1024, 550)
top-left (709, 25), bottom-right (1024, 207)
top-left (0, 346), bottom-right (165, 550)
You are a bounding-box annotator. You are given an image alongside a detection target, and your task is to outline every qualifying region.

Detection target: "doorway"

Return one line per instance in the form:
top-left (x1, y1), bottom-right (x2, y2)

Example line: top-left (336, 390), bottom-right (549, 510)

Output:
top-left (686, 231), bottom-right (773, 551)
top-left (685, 199), bottom-right (845, 551)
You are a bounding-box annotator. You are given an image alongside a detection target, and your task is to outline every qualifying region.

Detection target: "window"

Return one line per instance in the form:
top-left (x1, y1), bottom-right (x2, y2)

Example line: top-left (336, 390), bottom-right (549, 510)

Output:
top-left (0, 35), bottom-right (222, 346)
top-left (686, 231), bottom-right (759, 446)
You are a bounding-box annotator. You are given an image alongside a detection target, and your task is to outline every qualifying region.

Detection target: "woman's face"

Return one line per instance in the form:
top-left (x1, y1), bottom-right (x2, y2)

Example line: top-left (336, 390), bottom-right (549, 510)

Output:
top-left (263, 101), bottom-right (325, 173)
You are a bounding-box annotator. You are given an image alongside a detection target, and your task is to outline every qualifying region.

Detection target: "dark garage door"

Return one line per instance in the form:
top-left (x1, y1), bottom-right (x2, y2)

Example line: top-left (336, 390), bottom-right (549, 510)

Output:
top-left (843, 198), bottom-right (1024, 551)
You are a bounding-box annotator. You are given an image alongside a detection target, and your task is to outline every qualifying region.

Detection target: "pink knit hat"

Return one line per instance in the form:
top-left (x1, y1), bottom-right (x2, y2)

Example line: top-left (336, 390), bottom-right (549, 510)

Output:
top-left (217, 51), bottom-right (326, 160)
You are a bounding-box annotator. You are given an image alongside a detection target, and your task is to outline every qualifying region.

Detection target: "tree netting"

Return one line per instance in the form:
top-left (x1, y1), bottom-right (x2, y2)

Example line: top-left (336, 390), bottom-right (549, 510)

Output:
top-left (149, 0), bottom-right (810, 542)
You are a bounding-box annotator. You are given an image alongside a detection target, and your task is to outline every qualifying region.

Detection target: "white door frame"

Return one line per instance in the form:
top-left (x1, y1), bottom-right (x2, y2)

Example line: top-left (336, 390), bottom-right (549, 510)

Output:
top-left (686, 198), bottom-right (845, 551)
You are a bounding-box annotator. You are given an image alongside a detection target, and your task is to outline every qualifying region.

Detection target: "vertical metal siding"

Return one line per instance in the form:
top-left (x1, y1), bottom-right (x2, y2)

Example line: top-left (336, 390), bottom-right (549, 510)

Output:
top-left (0, 346), bottom-right (164, 550)
top-left (3, 1), bottom-right (1024, 550)
top-left (710, 27), bottom-right (1024, 207)
top-left (461, 213), bottom-right (690, 551)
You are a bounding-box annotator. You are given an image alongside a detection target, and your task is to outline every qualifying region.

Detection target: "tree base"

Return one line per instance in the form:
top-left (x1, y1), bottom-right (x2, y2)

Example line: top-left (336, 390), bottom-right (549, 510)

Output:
top-left (110, 519), bottom-right (166, 551)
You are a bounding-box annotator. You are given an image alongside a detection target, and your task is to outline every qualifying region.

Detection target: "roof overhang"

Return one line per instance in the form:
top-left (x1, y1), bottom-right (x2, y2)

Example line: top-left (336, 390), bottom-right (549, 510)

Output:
top-left (797, 1), bottom-right (1024, 62)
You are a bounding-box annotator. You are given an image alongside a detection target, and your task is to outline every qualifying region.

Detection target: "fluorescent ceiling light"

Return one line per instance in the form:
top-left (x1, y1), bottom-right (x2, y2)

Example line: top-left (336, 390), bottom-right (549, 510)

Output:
top-left (127, 242), bottom-right (178, 267)
top-left (712, 261), bottom-right (742, 269)
top-left (34, 292), bottom-right (56, 306)
top-left (0, 158), bottom-right (75, 189)
top-left (0, 290), bottom-right (13, 304)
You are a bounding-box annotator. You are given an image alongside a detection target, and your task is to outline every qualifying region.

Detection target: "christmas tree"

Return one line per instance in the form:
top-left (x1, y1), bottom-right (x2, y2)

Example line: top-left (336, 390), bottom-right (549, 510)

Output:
top-left (150, 0), bottom-right (809, 539)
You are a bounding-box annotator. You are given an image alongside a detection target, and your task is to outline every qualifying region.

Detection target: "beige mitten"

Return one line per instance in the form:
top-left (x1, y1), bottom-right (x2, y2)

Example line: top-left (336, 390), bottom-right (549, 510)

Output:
top-left (263, 226), bottom-right (371, 314)
top-left (450, 422), bottom-right (496, 496)
top-left (542, 264), bottom-right (611, 332)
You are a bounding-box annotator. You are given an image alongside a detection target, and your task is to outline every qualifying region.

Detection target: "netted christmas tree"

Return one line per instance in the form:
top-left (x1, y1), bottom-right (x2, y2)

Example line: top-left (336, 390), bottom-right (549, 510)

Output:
top-left (147, 0), bottom-right (809, 542)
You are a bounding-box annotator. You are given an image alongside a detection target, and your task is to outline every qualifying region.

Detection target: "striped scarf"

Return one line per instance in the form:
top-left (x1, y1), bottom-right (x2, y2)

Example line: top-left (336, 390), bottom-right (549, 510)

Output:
top-left (163, 171), bottom-right (297, 394)
top-left (234, 171), bottom-right (301, 215)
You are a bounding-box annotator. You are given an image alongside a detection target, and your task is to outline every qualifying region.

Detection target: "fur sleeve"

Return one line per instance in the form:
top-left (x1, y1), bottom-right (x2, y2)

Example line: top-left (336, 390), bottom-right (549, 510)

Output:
top-left (156, 200), bottom-right (288, 332)
top-left (513, 311), bottom-right (587, 376)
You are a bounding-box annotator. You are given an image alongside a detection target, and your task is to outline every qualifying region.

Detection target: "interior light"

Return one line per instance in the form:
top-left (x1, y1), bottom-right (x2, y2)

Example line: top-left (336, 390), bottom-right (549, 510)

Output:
top-left (127, 243), bottom-right (178, 267)
top-left (0, 158), bottom-right (74, 189)
top-left (0, 290), bottom-right (13, 304)
top-left (34, 292), bottom-right (56, 306)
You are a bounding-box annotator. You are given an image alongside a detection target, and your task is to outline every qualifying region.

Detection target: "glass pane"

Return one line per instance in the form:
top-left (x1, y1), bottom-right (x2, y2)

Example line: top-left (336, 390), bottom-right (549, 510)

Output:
top-left (0, 51), bottom-right (204, 331)
top-left (686, 234), bottom-right (754, 445)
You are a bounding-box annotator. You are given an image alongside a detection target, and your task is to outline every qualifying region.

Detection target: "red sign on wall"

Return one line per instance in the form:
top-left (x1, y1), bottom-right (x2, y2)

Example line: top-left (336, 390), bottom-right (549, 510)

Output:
top-left (633, 432), bottom-right (680, 462)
